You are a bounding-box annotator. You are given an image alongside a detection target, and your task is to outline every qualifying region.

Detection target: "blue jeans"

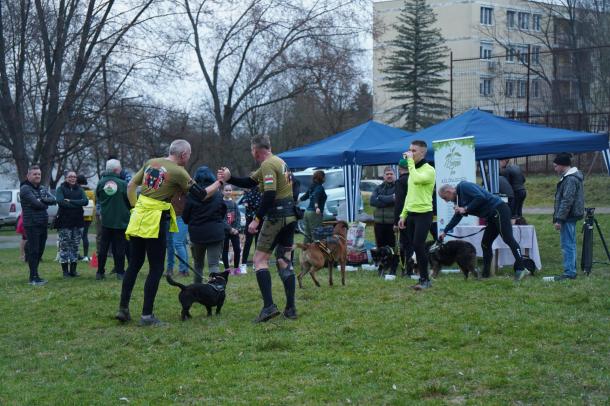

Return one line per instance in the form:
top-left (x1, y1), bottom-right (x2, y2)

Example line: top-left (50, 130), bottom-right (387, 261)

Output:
top-left (174, 216), bottom-right (189, 273)
top-left (560, 220), bottom-right (577, 277)
top-left (166, 226), bottom-right (175, 272)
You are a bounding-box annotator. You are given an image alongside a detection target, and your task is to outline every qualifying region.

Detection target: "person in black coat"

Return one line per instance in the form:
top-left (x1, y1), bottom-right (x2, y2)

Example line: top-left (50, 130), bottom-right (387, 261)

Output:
top-left (20, 165), bottom-right (56, 285)
top-left (500, 158), bottom-right (526, 218)
top-left (182, 166), bottom-right (225, 283)
top-left (55, 171), bottom-right (88, 278)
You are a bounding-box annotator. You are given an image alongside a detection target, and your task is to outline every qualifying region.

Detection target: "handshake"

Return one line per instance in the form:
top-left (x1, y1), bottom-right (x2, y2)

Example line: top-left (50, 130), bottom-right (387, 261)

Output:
top-left (216, 167), bottom-right (230, 183)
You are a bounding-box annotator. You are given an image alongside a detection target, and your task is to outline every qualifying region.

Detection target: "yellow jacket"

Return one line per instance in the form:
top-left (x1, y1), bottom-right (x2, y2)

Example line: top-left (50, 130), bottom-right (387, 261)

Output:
top-left (125, 194), bottom-right (177, 239)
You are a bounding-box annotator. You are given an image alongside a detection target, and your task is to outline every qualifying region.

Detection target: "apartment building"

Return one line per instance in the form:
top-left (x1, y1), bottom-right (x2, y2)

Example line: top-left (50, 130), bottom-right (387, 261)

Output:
top-left (373, 0), bottom-right (557, 122)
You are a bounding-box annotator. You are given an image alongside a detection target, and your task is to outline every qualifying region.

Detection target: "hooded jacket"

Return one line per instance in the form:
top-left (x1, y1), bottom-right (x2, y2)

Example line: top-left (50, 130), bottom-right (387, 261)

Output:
top-left (553, 167), bottom-right (584, 223)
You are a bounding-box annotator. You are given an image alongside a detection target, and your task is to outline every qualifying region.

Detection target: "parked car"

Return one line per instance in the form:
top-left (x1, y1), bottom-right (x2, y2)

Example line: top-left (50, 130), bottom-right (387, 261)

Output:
top-left (292, 167), bottom-right (364, 233)
top-left (359, 179), bottom-right (383, 192)
top-left (0, 189), bottom-right (21, 228)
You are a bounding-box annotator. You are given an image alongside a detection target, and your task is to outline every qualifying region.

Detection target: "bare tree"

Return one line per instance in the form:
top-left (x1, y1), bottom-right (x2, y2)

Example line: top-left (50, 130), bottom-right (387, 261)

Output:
top-left (0, 0), bottom-right (155, 184)
top-left (177, 0), bottom-right (366, 151)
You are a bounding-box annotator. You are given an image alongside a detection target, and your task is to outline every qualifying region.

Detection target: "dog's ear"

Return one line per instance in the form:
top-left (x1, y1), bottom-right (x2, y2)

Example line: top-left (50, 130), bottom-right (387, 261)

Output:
top-left (220, 270), bottom-right (230, 280)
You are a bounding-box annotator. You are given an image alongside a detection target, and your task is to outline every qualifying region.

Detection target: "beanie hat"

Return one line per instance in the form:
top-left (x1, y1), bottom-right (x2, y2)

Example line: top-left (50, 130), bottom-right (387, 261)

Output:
top-left (398, 159), bottom-right (408, 169)
top-left (553, 153), bottom-right (572, 167)
top-left (193, 166), bottom-right (216, 187)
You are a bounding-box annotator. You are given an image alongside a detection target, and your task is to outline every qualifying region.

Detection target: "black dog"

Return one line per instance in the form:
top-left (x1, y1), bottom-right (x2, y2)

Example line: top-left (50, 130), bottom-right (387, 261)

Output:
top-left (166, 271), bottom-right (229, 320)
top-left (426, 240), bottom-right (478, 279)
top-left (370, 246), bottom-right (398, 277)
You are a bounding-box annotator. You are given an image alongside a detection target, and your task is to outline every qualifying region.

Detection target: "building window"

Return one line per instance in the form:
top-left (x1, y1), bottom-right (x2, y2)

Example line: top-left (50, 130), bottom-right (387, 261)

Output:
top-left (516, 45), bottom-right (529, 63)
top-left (517, 80), bottom-right (527, 98)
top-left (532, 45), bottom-right (541, 64)
top-left (480, 43), bottom-right (493, 59)
top-left (532, 80), bottom-right (541, 98)
top-left (506, 46), bottom-right (515, 62)
top-left (518, 12), bottom-right (529, 30)
top-left (480, 78), bottom-right (493, 96)
top-left (507, 11), bottom-right (516, 29)
top-left (481, 7), bottom-right (493, 25)
top-left (505, 80), bottom-right (515, 97)
top-left (533, 14), bottom-right (541, 31)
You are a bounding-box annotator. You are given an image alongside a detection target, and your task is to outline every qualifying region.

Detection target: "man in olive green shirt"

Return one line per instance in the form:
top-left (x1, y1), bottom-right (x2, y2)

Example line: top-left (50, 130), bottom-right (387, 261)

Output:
top-left (398, 140), bottom-right (436, 290)
top-left (218, 135), bottom-right (298, 323)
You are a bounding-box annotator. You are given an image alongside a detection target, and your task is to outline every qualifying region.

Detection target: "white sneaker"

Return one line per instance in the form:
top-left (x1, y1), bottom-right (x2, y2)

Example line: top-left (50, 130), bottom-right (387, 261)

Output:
top-left (239, 264), bottom-right (248, 274)
top-left (81, 256), bottom-right (90, 262)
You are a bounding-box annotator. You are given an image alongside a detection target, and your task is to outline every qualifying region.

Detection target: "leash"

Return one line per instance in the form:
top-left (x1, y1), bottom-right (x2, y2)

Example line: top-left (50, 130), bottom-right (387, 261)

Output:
top-left (446, 226), bottom-right (486, 239)
top-left (174, 252), bottom-right (206, 281)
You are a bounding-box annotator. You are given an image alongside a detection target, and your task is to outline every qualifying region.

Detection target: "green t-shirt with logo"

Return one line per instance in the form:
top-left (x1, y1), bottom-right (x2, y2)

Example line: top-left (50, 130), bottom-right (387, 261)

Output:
top-left (251, 155), bottom-right (293, 200)
top-left (132, 158), bottom-right (191, 202)
top-left (96, 172), bottom-right (131, 229)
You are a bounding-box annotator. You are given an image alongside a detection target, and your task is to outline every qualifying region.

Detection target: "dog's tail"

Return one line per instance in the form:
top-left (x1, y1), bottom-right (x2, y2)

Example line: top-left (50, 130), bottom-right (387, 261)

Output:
top-left (166, 274), bottom-right (186, 291)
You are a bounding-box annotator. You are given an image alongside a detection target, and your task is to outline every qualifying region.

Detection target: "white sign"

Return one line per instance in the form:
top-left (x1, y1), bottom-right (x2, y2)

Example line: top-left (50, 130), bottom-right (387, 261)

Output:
top-left (433, 136), bottom-right (477, 237)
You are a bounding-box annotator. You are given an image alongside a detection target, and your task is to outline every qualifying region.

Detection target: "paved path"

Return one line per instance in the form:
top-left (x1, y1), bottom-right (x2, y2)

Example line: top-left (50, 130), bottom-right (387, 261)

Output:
top-left (523, 207), bottom-right (610, 214)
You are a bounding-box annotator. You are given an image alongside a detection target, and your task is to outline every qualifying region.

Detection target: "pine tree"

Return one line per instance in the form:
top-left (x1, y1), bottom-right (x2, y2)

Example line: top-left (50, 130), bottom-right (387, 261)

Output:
top-left (381, 0), bottom-right (449, 131)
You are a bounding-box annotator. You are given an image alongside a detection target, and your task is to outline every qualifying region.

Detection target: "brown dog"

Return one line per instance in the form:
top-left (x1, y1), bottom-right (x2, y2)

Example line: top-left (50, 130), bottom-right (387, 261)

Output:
top-left (296, 221), bottom-right (348, 288)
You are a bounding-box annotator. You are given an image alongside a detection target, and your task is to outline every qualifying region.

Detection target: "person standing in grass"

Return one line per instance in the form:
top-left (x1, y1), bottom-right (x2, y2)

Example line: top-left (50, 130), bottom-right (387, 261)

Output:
top-left (221, 184), bottom-right (242, 273)
top-left (183, 166), bottom-right (226, 283)
top-left (398, 141), bottom-right (436, 290)
top-left (77, 174), bottom-right (95, 262)
top-left (394, 159), bottom-right (411, 275)
top-left (437, 181), bottom-right (529, 281)
top-left (96, 159), bottom-right (131, 280)
top-left (371, 167), bottom-right (398, 274)
top-left (299, 170), bottom-right (326, 244)
top-left (552, 153), bottom-right (584, 281)
top-left (115, 140), bottom-right (222, 326)
top-left (217, 134), bottom-right (298, 322)
top-left (21, 165), bottom-right (56, 285)
top-left (55, 171), bottom-right (89, 278)
top-left (240, 185), bottom-right (262, 273)
top-left (499, 158), bottom-right (526, 218)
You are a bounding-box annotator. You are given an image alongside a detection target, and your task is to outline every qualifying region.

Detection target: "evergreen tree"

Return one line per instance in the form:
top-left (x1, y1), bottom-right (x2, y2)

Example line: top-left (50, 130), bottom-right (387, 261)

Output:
top-left (381, 0), bottom-right (449, 131)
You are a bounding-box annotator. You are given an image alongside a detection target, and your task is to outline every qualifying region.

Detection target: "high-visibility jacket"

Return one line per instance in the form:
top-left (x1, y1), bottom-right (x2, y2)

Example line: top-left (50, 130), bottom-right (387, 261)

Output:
top-left (125, 194), bottom-right (177, 239)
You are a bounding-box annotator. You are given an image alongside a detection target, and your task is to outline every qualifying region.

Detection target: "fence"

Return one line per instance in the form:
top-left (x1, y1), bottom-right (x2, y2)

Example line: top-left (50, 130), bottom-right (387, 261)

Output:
top-left (450, 45), bottom-right (610, 174)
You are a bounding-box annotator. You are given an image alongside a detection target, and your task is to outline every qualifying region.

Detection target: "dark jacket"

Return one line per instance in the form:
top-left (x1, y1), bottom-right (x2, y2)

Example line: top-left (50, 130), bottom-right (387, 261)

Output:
top-left (55, 182), bottom-right (88, 229)
top-left (370, 181), bottom-right (396, 224)
top-left (300, 182), bottom-right (327, 212)
top-left (394, 173), bottom-right (409, 225)
top-left (96, 172), bottom-right (131, 229)
top-left (183, 191), bottom-right (227, 244)
top-left (444, 181), bottom-right (503, 234)
top-left (20, 181), bottom-right (55, 227)
top-left (498, 175), bottom-right (514, 198)
top-left (553, 167), bottom-right (584, 223)
top-left (500, 164), bottom-right (526, 192)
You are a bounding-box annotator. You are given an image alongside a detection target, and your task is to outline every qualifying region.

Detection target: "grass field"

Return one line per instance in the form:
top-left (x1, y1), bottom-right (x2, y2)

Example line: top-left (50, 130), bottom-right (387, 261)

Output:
top-left (1, 213), bottom-right (609, 404)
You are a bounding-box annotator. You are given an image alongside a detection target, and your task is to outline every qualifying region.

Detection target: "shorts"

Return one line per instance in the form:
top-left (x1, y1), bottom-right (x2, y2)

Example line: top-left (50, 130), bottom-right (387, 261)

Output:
top-left (256, 216), bottom-right (296, 254)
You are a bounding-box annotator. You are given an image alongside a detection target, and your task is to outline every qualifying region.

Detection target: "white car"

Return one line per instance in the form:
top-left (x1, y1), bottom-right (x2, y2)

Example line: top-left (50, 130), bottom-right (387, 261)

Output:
top-left (0, 189), bottom-right (21, 227)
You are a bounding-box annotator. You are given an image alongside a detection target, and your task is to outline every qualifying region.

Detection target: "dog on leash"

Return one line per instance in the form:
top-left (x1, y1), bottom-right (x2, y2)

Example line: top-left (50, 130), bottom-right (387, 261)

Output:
top-left (426, 240), bottom-right (478, 279)
top-left (296, 221), bottom-right (348, 288)
top-left (166, 271), bottom-right (230, 320)
top-left (370, 246), bottom-right (398, 277)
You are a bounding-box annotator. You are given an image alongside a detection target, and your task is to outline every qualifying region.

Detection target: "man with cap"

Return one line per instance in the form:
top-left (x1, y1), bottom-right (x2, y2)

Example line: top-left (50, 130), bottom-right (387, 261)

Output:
top-left (552, 153), bottom-right (584, 280)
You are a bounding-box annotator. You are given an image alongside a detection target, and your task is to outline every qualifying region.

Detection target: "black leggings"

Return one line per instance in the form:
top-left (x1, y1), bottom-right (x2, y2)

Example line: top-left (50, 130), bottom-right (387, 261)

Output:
top-left (374, 223), bottom-right (396, 248)
top-left (82, 221), bottom-right (91, 256)
top-left (513, 189), bottom-right (526, 218)
top-left (119, 217), bottom-right (167, 316)
top-left (223, 233), bottom-right (241, 269)
top-left (481, 203), bottom-right (524, 276)
top-left (406, 211), bottom-right (433, 281)
top-left (241, 215), bottom-right (260, 264)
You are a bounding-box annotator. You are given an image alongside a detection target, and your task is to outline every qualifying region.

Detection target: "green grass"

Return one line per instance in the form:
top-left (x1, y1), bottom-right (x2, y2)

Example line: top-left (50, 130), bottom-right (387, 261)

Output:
top-left (1, 214), bottom-right (609, 404)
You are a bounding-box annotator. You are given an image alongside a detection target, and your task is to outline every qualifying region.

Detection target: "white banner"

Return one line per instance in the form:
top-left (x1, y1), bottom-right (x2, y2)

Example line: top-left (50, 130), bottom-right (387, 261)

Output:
top-left (433, 136), bottom-right (477, 237)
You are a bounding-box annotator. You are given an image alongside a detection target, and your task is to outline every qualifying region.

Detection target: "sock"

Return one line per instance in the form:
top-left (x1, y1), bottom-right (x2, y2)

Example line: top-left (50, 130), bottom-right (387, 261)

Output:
top-left (282, 274), bottom-right (296, 309)
top-left (255, 269), bottom-right (274, 308)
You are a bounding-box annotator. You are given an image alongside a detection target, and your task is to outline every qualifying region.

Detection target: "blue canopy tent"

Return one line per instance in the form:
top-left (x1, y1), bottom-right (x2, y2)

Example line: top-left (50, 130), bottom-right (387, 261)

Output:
top-left (357, 109), bottom-right (610, 192)
top-left (278, 120), bottom-right (413, 221)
